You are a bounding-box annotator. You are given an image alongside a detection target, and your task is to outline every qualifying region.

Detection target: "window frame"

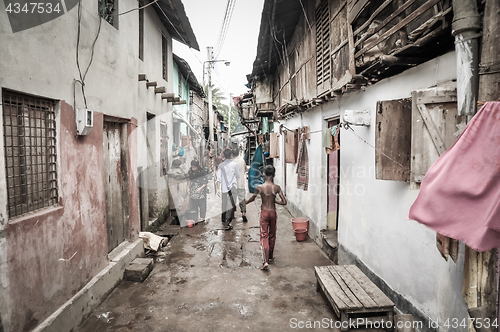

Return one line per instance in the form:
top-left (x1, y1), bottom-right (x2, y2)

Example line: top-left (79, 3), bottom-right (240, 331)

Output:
top-left (162, 35), bottom-right (168, 81)
top-left (2, 90), bottom-right (59, 218)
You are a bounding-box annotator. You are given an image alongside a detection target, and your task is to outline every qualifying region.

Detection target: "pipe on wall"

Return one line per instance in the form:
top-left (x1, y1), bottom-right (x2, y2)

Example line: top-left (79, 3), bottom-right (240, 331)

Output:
top-left (451, 0), bottom-right (481, 116)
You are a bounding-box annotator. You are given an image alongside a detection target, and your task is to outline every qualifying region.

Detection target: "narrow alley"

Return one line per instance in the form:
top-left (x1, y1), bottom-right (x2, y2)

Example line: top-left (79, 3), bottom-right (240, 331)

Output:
top-left (74, 183), bottom-right (342, 331)
top-left (1, 0), bottom-right (500, 330)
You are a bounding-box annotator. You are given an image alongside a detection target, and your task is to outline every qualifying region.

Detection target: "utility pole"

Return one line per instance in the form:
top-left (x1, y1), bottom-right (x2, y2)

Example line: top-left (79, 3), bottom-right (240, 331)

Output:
top-left (206, 46), bottom-right (214, 154)
top-left (228, 93), bottom-right (233, 137)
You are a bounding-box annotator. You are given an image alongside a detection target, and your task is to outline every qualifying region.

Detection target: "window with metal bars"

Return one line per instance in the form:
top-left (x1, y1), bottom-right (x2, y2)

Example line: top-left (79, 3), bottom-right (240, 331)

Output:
top-left (162, 35), bottom-right (168, 81)
top-left (2, 91), bottom-right (59, 218)
top-left (316, 0), bottom-right (331, 87)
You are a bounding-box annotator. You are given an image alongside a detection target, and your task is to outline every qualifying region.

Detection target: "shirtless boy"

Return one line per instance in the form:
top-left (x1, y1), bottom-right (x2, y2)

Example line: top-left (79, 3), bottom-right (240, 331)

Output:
top-left (246, 165), bottom-right (287, 270)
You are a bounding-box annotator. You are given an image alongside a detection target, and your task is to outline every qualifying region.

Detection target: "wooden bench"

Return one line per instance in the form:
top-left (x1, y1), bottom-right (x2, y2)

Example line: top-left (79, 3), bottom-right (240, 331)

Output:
top-left (315, 265), bottom-right (394, 331)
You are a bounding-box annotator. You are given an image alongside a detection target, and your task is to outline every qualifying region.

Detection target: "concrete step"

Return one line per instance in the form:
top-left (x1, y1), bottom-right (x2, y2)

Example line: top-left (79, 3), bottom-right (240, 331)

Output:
top-left (321, 229), bottom-right (338, 264)
top-left (124, 258), bottom-right (154, 282)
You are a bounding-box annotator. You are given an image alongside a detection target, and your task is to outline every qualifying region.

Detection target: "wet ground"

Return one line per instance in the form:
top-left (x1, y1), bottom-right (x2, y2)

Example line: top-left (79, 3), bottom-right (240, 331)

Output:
top-left (74, 183), bottom-right (379, 332)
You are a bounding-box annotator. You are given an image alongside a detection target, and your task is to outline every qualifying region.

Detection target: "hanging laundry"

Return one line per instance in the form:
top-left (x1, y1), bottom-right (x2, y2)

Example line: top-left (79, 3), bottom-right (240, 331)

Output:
top-left (322, 128), bottom-right (332, 148)
top-left (296, 134), bottom-right (309, 191)
top-left (409, 102), bottom-right (500, 252)
top-left (284, 130), bottom-right (296, 163)
top-left (326, 125), bottom-right (340, 154)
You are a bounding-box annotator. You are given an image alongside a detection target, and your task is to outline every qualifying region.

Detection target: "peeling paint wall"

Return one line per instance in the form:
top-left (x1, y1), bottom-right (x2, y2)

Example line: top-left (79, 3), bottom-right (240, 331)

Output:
top-left (0, 0), bottom-right (143, 328)
top-left (5, 104), bottom-right (108, 331)
top-left (275, 52), bottom-right (469, 330)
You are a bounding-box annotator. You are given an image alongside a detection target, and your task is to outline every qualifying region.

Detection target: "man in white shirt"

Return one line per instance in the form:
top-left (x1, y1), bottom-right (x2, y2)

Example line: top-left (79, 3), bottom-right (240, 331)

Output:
top-left (216, 148), bottom-right (240, 230)
top-left (232, 146), bottom-right (248, 222)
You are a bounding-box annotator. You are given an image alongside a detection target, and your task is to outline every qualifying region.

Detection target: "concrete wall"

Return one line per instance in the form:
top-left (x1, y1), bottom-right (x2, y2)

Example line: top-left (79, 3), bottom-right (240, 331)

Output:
top-left (2, 104), bottom-right (109, 332)
top-left (274, 51), bottom-right (469, 331)
top-left (137, 6), bottom-right (174, 220)
top-left (0, 0), bottom-right (150, 328)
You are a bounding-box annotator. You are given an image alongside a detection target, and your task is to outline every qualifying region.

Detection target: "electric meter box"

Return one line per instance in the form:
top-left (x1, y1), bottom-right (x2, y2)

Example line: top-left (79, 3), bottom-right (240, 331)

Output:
top-left (76, 108), bottom-right (93, 135)
top-left (343, 109), bottom-right (371, 126)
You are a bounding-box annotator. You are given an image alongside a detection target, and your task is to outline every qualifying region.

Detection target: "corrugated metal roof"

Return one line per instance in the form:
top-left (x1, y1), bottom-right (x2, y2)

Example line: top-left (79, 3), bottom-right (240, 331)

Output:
top-left (248, 0), bottom-right (304, 82)
top-left (154, 0), bottom-right (199, 51)
top-left (173, 53), bottom-right (205, 97)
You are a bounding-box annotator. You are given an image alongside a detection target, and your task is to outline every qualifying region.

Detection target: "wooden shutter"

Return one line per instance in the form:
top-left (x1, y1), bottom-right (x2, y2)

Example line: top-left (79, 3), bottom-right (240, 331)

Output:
top-left (316, 0), bottom-right (331, 94)
top-left (375, 98), bottom-right (412, 181)
top-left (411, 85), bottom-right (466, 183)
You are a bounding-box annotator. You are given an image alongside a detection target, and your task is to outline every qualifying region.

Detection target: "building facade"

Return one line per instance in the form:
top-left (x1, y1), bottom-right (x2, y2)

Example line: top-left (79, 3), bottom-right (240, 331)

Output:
top-left (0, 0), bottom-right (198, 330)
top-left (242, 0), bottom-right (499, 329)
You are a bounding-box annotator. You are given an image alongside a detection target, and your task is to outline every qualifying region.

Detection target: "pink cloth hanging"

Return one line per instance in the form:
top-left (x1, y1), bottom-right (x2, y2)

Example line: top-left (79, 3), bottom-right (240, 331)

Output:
top-left (408, 102), bottom-right (500, 252)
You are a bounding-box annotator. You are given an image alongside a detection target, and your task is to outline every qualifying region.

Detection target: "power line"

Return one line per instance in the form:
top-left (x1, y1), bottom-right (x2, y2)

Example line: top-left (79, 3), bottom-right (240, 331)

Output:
top-left (116, 0), bottom-right (159, 16)
top-left (214, 0), bottom-right (237, 59)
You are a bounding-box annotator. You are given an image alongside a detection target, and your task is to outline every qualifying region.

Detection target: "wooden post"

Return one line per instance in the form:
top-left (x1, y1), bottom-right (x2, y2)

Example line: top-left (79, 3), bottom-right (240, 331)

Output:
top-left (478, 0), bottom-right (500, 102)
top-left (477, 0), bottom-right (500, 325)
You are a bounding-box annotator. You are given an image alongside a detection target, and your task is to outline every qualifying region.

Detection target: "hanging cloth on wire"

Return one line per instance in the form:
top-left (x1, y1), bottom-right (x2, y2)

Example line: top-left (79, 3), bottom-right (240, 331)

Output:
top-left (325, 125), bottom-right (340, 154)
top-left (296, 134), bottom-right (309, 191)
top-left (408, 102), bottom-right (500, 252)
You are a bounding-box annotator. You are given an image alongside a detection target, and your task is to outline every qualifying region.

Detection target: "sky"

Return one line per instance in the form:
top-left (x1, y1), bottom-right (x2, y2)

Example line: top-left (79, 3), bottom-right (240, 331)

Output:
top-left (173, 0), bottom-right (265, 99)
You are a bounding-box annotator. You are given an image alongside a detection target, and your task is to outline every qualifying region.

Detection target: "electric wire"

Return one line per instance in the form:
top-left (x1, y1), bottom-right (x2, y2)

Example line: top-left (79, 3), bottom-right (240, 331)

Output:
top-left (116, 0), bottom-right (159, 16)
top-left (298, 0), bottom-right (313, 33)
top-left (75, 0), bottom-right (102, 109)
top-left (214, 0), bottom-right (237, 59)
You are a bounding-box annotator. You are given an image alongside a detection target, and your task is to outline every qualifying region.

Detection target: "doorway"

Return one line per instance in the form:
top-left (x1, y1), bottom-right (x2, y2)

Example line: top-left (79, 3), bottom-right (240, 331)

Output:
top-left (103, 121), bottom-right (129, 252)
top-left (327, 119), bottom-right (340, 230)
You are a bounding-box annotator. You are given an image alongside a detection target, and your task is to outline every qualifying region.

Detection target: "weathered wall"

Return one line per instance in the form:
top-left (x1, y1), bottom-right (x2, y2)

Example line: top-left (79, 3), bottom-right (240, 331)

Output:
top-left (272, 0), bottom-right (317, 108)
top-left (5, 103), bottom-right (108, 331)
top-left (275, 51), bottom-right (469, 330)
top-left (0, 0), bottom-right (143, 328)
top-left (127, 118), bottom-right (140, 240)
top-left (136, 6), bottom-right (173, 221)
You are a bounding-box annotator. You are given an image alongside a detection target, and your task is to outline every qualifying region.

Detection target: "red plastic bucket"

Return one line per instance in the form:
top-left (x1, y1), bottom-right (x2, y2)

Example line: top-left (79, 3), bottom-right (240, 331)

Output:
top-left (292, 217), bottom-right (309, 231)
top-left (294, 228), bottom-right (307, 242)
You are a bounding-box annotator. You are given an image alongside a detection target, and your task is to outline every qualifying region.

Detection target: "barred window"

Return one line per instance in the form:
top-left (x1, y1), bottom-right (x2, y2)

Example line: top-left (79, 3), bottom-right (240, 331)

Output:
top-left (2, 91), bottom-right (58, 218)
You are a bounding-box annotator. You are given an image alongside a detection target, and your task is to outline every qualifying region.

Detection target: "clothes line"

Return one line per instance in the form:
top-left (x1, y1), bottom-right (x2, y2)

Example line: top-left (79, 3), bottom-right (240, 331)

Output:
top-left (276, 121), bottom-right (417, 177)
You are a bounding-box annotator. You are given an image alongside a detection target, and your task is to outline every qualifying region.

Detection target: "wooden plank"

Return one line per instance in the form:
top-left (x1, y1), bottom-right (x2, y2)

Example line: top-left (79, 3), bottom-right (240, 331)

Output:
top-left (356, 0), bottom-right (441, 56)
top-left (331, 0), bottom-right (347, 23)
top-left (146, 81), bottom-right (157, 88)
top-left (353, 0), bottom-right (394, 36)
top-left (316, 266), bottom-right (359, 309)
top-left (397, 0), bottom-right (409, 46)
top-left (334, 265), bottom-right (379, 308)
top-left (416, 94), bottom-right (457, 104)
top-left (330, 39), bottom-right (348, 56)
top-left (344, 265), bottom-right (394, 307)
top-left (355, 0), bottom-right (441, 57)
top-left (354, 0), bottom-right (419, 47)
top-left (138, 74), bottom-right (147, 81)
top-left (315, 266), bottom-right (347, 316)
top-left (411, 91), bottom-right (425, 183)
top-left (375, 98), bottom-right (412, 181)
top-left (416, 104), bottom-right (446, 155)
top-left (348, 22), bottom-right (356, 75)
top-left (326, 266), bottom-right (363, 309)
top-left (348, 0), bottom-right (370, 23)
